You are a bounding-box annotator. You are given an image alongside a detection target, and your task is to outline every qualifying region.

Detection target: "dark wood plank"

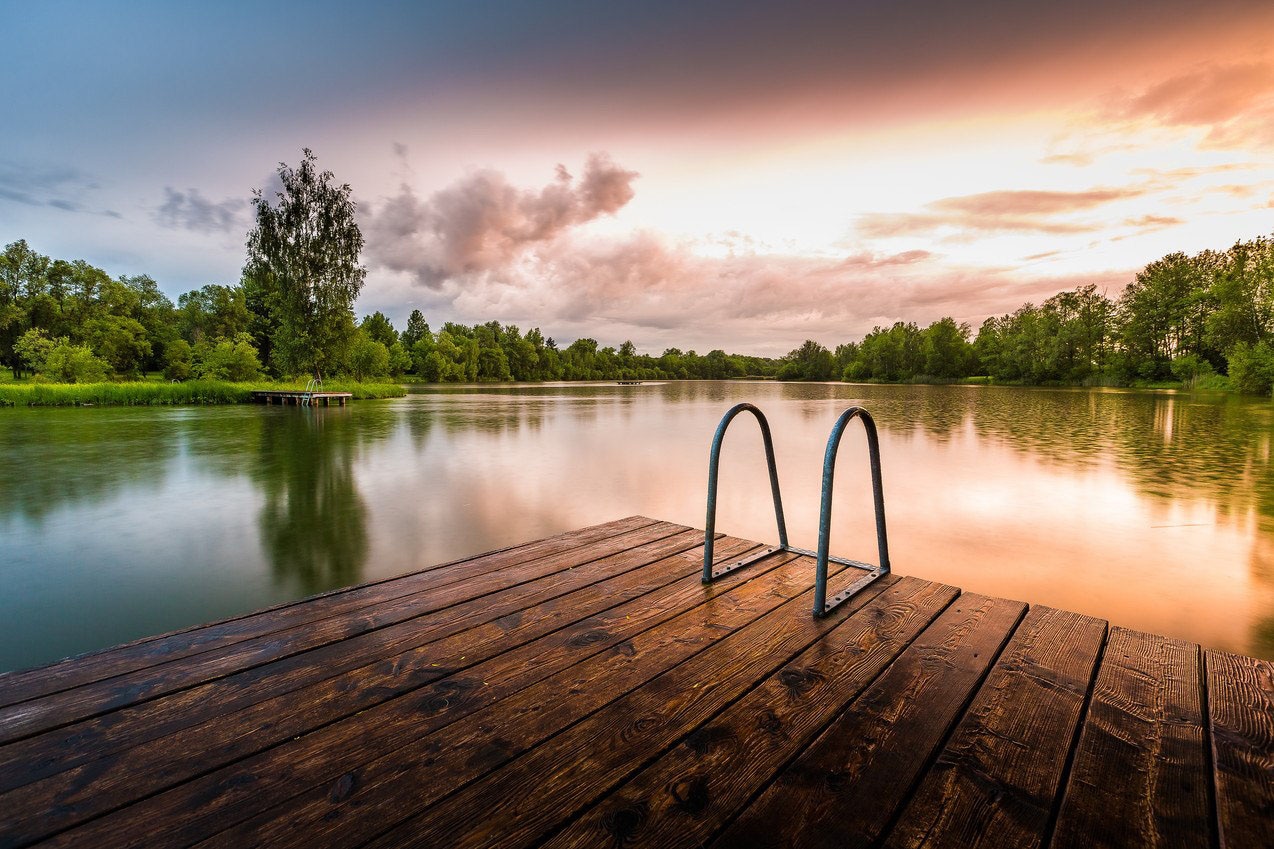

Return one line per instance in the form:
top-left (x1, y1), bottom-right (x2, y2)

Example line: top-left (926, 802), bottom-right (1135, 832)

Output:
top-left (0, 515), bottom-right (657, 706)
top-left (0, 520), bottom-right (683, 743)
top-left (0, 534), bottom-right (759, 847)
top-left (1207, 649), bottom-right (1274, 849)
top-left (712, 593), bottom-right (1026, 849)
top-left (543, 579), bottom-right (964, 849)
top-left (352, 568), bottom-right (906, 849)
top-left (183, 557), bottom-right (879, 849)
top-left (1052, 628), bottom-right (1209, 849)
top-left (34, 550), bottom-right (823, 848)
top-left (0, 525), bottom-right (710, 796)
top-left (881, 605), bottom-right (1107, 849)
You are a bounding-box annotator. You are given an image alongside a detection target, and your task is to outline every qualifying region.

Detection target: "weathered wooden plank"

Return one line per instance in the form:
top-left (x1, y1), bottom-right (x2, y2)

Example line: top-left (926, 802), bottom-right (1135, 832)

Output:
top-left (0, 534), bottom-right (758, 846)
top-left (1207, 650), bottom-right (1274, 849)
top-left (0, 515), bottom-right (656, 706)
top-left (0, 525), bottom-right (711, 796)
top-left (33, 549), bottom-right (820, 848)
top-left (179, 557), bottom-right (875, 849)
top-left (0, 520), bottom-right (683, 743)
top-left (711, 593), bottom-right (1025, 849)
top-left (880, 605), bottom-right (1107, 849)
top-left (543, 579), bottom-right (964, 849)
top-left (352, 567), bottom-right (904, 849)
top-left (1052, 628), bottom-right (1209, 849)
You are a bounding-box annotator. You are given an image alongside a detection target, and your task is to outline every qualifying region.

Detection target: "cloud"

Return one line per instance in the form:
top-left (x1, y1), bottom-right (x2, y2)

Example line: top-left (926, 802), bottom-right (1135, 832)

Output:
top-left (0, 161), bottom-right (112, 215)
top-left (405, 227), bottom-right (1125, 355)
top-left (1124, 214), bottom-right (1182, 229)
top-left (362, 153), bottom-right (639, 288)
top-left (155, 187), bottom-right (245, 233)
top-left (1114, 62), bottom-right (1274, 149)
top-left (856, 187), bottom-right (1142, 238)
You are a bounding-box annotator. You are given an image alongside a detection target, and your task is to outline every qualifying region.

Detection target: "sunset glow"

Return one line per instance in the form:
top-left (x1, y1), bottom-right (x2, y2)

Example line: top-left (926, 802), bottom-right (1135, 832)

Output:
top-left (3, 0), bottom-right (1273, 354)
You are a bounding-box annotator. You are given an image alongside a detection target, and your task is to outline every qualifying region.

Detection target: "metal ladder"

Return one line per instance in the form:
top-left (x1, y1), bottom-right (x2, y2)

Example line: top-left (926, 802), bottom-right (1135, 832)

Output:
top-left (702, 403), bottom-right (891, 617)
top-left (302, 378), bottom-right (322, 406)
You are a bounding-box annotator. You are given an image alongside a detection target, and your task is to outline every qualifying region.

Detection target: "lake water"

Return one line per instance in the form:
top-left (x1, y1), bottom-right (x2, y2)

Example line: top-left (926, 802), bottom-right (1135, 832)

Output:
top-left (1, 381), bottom-right (1272, 672)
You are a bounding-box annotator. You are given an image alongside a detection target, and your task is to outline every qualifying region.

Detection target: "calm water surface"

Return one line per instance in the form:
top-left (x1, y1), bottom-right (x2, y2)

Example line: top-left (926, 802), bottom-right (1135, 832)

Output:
top-left (1, 381), bottom-right (1272, 672)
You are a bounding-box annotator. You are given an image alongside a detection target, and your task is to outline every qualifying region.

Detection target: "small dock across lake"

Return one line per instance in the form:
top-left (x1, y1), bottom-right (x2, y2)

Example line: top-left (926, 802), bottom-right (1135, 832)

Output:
top-left (250, 389), bottom-right (353, 407)
top-left (0, 516), bottom-right (1270, 847)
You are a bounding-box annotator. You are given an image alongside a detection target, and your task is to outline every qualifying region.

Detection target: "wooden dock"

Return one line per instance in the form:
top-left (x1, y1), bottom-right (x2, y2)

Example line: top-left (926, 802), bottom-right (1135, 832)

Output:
top-left (0, 516), bottom-right (1269, 848)
top-left (250, 389), bottom-right (353, 406)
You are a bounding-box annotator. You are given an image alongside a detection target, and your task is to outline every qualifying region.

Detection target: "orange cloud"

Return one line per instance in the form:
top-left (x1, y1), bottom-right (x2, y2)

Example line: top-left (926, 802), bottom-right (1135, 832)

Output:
top-left (1113, 62), bottom-right (1274, 149)
top-left (857, 187), bottom-right (1142, 238)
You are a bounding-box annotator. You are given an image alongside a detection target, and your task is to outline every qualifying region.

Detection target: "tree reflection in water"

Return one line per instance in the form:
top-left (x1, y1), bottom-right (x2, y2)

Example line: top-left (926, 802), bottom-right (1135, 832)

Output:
top-left (254, 409), bottom-right (368, 595)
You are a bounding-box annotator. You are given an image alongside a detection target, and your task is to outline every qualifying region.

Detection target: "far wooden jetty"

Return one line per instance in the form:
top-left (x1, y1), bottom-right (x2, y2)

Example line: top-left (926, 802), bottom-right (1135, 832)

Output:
top-left (0, 516), bottom-right (1270, 848)
top-left (250, 389), bottom-right (353, 407)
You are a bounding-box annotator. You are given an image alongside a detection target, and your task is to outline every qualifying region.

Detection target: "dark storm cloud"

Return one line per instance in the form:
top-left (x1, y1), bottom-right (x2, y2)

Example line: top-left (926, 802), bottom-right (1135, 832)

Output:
top-left (363, 154), bottom-right (639, 287)
top-left (155, 187), bottom-right (245, 233)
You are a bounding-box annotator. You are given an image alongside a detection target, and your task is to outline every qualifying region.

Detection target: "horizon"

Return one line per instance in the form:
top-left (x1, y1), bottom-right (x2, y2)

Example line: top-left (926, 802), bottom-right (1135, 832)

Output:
top-left (3, 0), bottom-right (1273, 356)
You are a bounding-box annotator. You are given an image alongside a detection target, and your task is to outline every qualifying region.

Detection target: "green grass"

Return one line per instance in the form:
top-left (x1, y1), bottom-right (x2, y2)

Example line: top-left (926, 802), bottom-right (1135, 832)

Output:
top-left (0, 379), bottom-right (406, 407)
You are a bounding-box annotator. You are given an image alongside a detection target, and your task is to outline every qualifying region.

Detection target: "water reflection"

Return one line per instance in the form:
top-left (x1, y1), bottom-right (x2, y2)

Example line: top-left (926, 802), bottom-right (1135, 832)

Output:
top-left (253, 411), bottom-right (369, 595)
top-left (1, 381), bottom-right (1272, 672)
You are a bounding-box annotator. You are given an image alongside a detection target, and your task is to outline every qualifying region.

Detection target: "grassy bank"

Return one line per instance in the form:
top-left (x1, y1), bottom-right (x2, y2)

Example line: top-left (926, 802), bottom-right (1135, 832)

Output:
top-left (0, 379), bottom-right (406, 407)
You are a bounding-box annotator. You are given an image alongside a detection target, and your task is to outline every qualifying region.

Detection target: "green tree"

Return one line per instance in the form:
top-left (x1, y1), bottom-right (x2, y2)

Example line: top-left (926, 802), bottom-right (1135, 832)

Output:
top-left (193, 333), bottom-right (264, 381)
top-left (85, 314), bottom-right (151, 376)
top-left (164, 339), bottom-right (194, 381)
top-left (14, 328), bottom-right (55, 374)
top-left (920, 317), bottom-right (972, 378)
top-left (345, 331), bottom-right (391, 381)
top-left (401, 309), bottom-right (429, 348)
top-left (360, 311), bottom-right (398, 347)
top-left (778, 339), bottom-right (834, 380)
top-left (246, 149), bottom-right (366, 379)
top-left (1227, 341), bottom-right (1274, 395)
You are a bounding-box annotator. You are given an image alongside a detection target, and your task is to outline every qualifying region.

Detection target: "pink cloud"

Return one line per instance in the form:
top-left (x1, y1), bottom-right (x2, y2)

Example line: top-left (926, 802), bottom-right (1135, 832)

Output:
top-left (362, 154), bottom-right (639, 288)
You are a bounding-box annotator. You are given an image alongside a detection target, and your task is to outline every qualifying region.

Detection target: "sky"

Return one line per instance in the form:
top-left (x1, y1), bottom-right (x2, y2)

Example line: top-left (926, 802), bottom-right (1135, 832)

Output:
top-left (2, 0), bottom-right (1274, 356)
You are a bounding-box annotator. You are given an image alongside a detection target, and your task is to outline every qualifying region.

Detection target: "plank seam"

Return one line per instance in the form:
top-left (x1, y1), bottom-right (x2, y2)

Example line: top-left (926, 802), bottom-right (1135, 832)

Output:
top-left (351, 558), bottom-right (887, 849)
top-left (0, 525), bottom-right (695, 740)
top-left (4, 542), bottom-right (745, 848)
top-left (25, 544), bottom-right (785, 848)
top-left (1039, 619), bottom-right (1109, 849)
top-left (698, 587), bottom-right (965, 849)
top-left (1201, 650), bottom-right (1222, 849)
top-left (0, 517), bottom-right (664, 700)
top-left (866, 593), bottom-right (1030, 848)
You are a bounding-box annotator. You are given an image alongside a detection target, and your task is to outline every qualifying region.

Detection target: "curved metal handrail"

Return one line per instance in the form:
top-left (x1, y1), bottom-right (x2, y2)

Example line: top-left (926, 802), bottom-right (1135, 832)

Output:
top-left (702, 403), bottom-right (789, 583)
top-left (813, 406), bottom-right (891, 616)
top-left (303, 377), bottom-right (323, 406)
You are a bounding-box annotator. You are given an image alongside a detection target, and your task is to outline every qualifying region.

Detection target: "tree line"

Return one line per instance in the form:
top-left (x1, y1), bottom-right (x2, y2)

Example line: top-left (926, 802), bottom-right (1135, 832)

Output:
top-left (780, 234), bottom-right (1274, 395)
top-left (0, 241), bottom-right (782, 384)
top-left (3, 232), bottom-right (1272, 392)
top-left (1, 148), bottom-right (1270, 393)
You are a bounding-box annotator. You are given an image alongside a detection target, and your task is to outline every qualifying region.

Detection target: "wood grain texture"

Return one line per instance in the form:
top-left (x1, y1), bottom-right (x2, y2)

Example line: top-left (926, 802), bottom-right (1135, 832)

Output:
top-left (0, 520), bottom-right (1254, 849)
top-left (712, 593), bottom-right (1026, 849)
top-left (0, 520), bottom-right (684, 744)
top-left (0, 533), bottom-right (752, 848)
top-left (881, 605), bottom-right (1107, 849)
top-left (0, 515), bottom-right (656, 707)
top-left (542, 578), bottom-right (963, 849)
top-left (0, 525), bottom-right (706, 796)
top-left (1053, 628), bottom-right (1209, 849)
top-left (1207, 650), bottom-right (1274, 849)
top-left (355, 562), bottom-right (900, 849)
top-left (184, 552), bottom-right (838, 849)
top-left (34, 548), bottom-right (809, 849)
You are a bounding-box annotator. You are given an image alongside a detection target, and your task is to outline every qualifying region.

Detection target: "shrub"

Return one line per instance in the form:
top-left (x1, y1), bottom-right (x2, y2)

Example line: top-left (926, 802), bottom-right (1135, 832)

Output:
top-left (1227, 341), bottom-right (1274, 396)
